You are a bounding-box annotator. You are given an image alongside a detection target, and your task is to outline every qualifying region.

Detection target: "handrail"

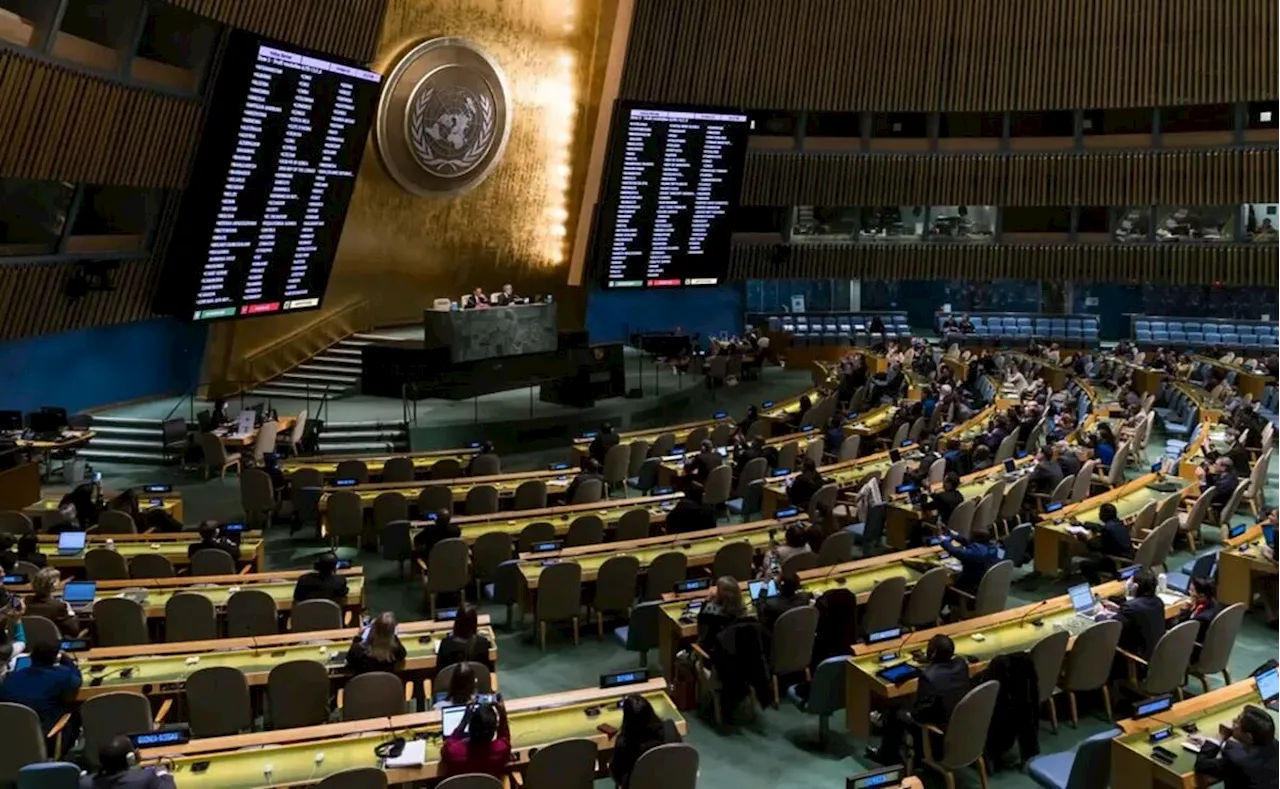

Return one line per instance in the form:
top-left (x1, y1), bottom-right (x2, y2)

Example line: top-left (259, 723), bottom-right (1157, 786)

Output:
top-left (160, 379), bottom-right (334, 425)
top-left (233, 300), bottom-right (372, 392)
top-left (241, 300), bottom-right (370, 366)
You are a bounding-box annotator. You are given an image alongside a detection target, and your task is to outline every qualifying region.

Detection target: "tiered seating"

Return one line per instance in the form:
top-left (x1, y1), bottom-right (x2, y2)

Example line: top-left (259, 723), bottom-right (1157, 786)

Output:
top-left (1133, 316), bottom-right (1278, 351)
top-left (935, 313), bottom-right (1100, 345)
top-left (768, 312), bottom-right (910, 346)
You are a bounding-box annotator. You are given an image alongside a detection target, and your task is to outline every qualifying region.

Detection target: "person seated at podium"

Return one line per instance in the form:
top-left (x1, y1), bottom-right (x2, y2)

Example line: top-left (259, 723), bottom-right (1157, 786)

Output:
top-left (1191, 705), bottom-right (1278, 789)
top-left (490, 284), bottom-right (524, 306)
top-left (610, 694), bottom-right (684, 789)
top-left (463, 287), bottom-right (490, 309)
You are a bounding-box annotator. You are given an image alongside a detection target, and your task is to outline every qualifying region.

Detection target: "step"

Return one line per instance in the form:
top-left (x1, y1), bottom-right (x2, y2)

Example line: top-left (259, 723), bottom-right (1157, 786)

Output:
top-left (324, 346), bottom-right (365, 357)
top-left (79, 448), bottom-right (172, 464)
top-left (317, 441), bottom-right (407, 454)
top-left (252, 379), bottom-right (341, 392)
top-left (314, 429), bottom-right (405, 441)
top-left (88, 415), bottom-right (164, 429)
top-left (337, 338), bottom-right (376, 347)
top-left (313, 351), bottom-right (363, 363)
top-left (91, 425), bottom-right (163, 438)
top-left (319, 420), bottom-right (408, 430)
top-left (85, 436), bottom-right (168, 450)
top-left (299, 361), bottom-right (361, 375)
top-left (280, 371), bottom-right (358, 385)
top-left (245, 387), bottom-right (343, 400)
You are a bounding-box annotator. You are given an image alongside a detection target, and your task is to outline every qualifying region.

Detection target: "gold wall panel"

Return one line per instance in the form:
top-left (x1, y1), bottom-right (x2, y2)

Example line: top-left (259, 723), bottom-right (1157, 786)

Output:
top-left (203, 0), bottom-right (626, 386)
top-left (741, 148), bottom-right (1276, 207)
top-left (620, 0), bottom-right (1277, 111)
top-left (728, 243), bottom-right (1276, 287)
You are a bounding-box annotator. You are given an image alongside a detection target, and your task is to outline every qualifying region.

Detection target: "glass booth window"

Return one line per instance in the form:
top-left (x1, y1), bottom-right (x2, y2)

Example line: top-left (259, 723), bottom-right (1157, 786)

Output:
top-left (1246, 102), bottom-right (1279, 130)
top-left (0, 178), bottom-right (75, 256)
top-left (925, 206), bottom-right (995, 242)
top-left (1114, 206), bottom-right (1152, 243)
top-left (1241, 204), bottom-right (1277, 243)
top-left (1010, 111), bottom-right (1075, 137)
top-left (859, 206), bottom-right (924, 242)
top-left (0, 0), bottom-right (49, 47)
top-left (1154, 206), bottom-right (1235, 243)
top-left (791, 207), bottom-right (856, 241)
top-left (748, 111), bottom-right (799, 137)
top-left (1160, 104), bottom-right (1234, 134)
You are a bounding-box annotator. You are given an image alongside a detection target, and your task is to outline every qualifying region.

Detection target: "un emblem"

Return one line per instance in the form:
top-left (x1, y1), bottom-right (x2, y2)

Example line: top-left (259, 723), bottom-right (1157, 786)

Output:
top-left (375, 38), bottom-right (512, 196)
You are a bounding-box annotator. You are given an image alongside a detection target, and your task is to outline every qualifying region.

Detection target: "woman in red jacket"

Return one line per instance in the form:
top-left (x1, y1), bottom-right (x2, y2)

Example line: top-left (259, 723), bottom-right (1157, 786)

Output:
top-left (440, 700), bottom-right (511, 779)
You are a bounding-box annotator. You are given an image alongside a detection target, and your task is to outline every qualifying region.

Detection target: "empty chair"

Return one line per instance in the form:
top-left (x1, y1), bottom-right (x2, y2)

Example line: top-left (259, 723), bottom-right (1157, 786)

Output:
top-left (334, 460), bottom-right (369, 484)
top-left (946, 498), bottom-right (978, 540)
top-left (701, 465), bottom-right (733, 510)
top-left (291, 598), bottom-right (344, 632)
top-left (614, 508), bottom-right (651, 541)
top-left (919, 680), bottom-right (1001, 789)
top-left (860, 576), bottom-right (906, 636)
top-left (848, 503), bottom-right (887, 556)
top-left (786, 655), bottom-right (846, 748)
top-left (469, 453), bottom-right (501, 477)
top-left (880, 461), bottom-right (907, 499)
top-left (1026, 726), bottom-right (1122, 789)
top-left (16, 762), bottom-right (80, 789)
top-left (165, 593), bottom-right (218, 642)
top-left (998, 476), bottom-right (1031, 525)
top-left (517, 521), bottom-right (556, 552)
top-left (0, 703), bottom-right (46, 782)
top-left (627, 440), bottom-right (652, 478)
top-left (429, 458), bottom-right (463, 479)
top-left (325, 490), bottom-right (363, 548)
top-left (0, 511), bottom-right (34, 535)
top-left (712, 541), bottom-right (754, 582)
top-left (96, 510), bottom-right (136, 535)
top-left (226, 589), bottom-right (279, 637)
top-left (250, 421), bottom-right (279, 466)
top-left (768, 606), bottom-right (820, 700)
top-left (643, 551), bottom-right (687, 601)
top-left (1002, 523), bottom-right (1033, 567)
top-left (92, 597), bottom-right (148, 647)
top-left (569, 478), bottom-right (603, 504)
top-left (128, 553), bottom-right (175, 579)
top-left (241, 468), bottom-right (276, 528)
top-left (341, 672), bottom-right (407, 720)
top-left (1029, 629), bottom-right (1070, 732)
top-left (20, 616), bottom-right (60, 651)
top-left (593, 555), bottom-right (640, 637)
top-left (520, 737), bottom-right (597, 789)
top-left (84, 549), bottom-right (129, 581)
top-left (190, 549), bottom-right (237, 576)
top-left (781, 551), bottom-right (819, 576)
top-left (380, 519), bottom-right (414, 578)
top-left (470, 531), bottom-right (512, 599)
top-left (197, 433), bottom-right (240, 479)
top-left (535, 561), bottom-right (583, 649)
top-left (436, 776), bottom-right (501, 789)
top-left (371, 492), bottom-right (409, 540)
top-left (628, 457), bottom-right (662, 494)
top-left (464, 484), bottom-right (499, 515)
top-left (316, 768), bottom-right (388, 789)
top-left (186, 666), bottom-right (254, 737)
top-left (614, 600), bottom-right (661, 666)
top-left (603, 443), bottom-right (631, 495)
top-left (776, 441), bottom-right (800, 472)
top-left (565, 514), bottom-right (605, 547)
top-left (628, 743), bottom-right (699, 789)
top-left (955, 560), bottom-right (1013, 618)
top-left (80, 692), bottom-right (158, 768)
top-left (267, 660), bottom-right (332, 729)
top-left (902, 566), bottom-right (950, 628)
top-left (513, 479), bottom-right (547, 510)
top-left (649, 432), bottom-right (676, 457)
top-left (380, 456), bottom-right (416, 483)
top-left (417, 484), bottom-right (454, 516)
top-left (424, 537), bottom-right (471, 617)
top-left (816, 530), bottom-right (854, 566)
top-left (1068, 461), bottom-right (1095, 503)
top-left (1188, 603), bottom-right (1246, 693)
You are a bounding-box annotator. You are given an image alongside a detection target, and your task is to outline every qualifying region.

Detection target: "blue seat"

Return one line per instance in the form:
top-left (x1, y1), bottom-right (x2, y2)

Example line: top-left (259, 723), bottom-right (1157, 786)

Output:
top-left (786, 656), bottom-right (847, 747)
top-left (1168, 330), bottom-right (1187, 343)
top-left (1236, 325), bottom-right (1255, 336)
top-left (1186, 332), bottom-right (1205, 346)
top-left (1152, 331), bottom-right (1169, 343)
top-left (17, 763), bottom-right (82, 789)
top-left (1221, 333), bottom-right (1240, 346)
top-left (726, 479), bottom-right (764, 519)
top-left (1027, 727), bottom-right (1121, 789)
top-left (1150, 321), bottom-right (1167, 333)
top-left (613, 600), bottom-right (662, 665)
top-left (1179, 550), bottom-right (1219, 580)
top-left (1050, 319), bottom-right (1067, 337)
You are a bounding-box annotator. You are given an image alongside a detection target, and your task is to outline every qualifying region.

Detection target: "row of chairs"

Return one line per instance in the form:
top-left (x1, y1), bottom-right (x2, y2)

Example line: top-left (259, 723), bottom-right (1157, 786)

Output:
top-left (23, 594), bottom-right (349, 647)
top-left (1134, 317), bottom-right (1278, 349)
top-left (64, 546), bottom-right (239, 582)
top-left (774, 312), bottom-right (911, 346)
top-left (938, 314), bottom-right (1101, 342)
top-left (299, 455), bottom-right (494, 486)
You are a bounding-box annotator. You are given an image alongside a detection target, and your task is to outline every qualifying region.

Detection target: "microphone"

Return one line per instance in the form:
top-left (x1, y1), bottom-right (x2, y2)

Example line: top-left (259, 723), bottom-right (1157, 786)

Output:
top-left (1017, 597), bottom-right (1056, 628)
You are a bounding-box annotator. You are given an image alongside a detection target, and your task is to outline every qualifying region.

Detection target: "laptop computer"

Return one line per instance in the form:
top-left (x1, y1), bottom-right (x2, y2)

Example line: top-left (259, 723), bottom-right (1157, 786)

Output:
top-left (1256, 667), bottom-right (1279, 706)
top-left (57, 531), bottom-right (87, 556)
top-left (61, 581), bottom-right (97, 610)
top-left (1060, 583), bottom-right (1099, 633)
top-left (440, 705), bottom-right (469, 737)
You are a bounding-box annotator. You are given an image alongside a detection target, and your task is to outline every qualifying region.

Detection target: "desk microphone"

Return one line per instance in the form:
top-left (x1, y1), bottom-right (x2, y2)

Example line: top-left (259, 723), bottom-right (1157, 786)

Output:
top-left (1017, 597), bottom-right (1056, 628)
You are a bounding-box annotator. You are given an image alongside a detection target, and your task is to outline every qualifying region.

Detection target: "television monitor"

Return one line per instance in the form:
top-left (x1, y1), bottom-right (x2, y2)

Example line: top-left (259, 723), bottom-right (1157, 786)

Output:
top-left (154, 30), bottom-right (383, 321)
top-left (596, 102), bottom-right (751, 289)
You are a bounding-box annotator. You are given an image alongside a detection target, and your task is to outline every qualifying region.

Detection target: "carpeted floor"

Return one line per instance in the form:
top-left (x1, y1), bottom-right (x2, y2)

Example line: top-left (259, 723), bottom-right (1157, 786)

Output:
top-left (87, 378), bottom-right (1279, 789)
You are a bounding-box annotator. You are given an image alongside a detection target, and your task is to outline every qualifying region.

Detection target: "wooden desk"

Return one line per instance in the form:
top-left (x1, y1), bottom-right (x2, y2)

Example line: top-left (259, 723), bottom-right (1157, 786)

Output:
top-left (212, 417), bottom-right (296, 448)
top-left (419, 493), bottom-right (682, 544)
top-left (1191, 355), bottom-right (1275, 401)
top-left (281, 448), bottom-right (478, 479)
top-left (1217, 524), bottom-right (1277, 607)
top-left (78, 617), bottom-right (494, 702)
top-left (319, 468), bottom-right (573, 518)
top-left (38, 535), bottom-right (264, 573)
top-left (761, 407), bottom-right (996, 517)
top-left (1110, 678), bottom-right (1276, 789)
top-left (570, 415), bottom-right (736, 462)
top-left (844, 580), bottom-right (1191, 738)
top-left (22, 496), bottom-right (183, 529)
top-left (0, 459), bottom-right (40, 510)
top-left (137, 679), bottom-right (683, 788)
top-left (1034, 474), bottom-right (1192, 576)
top-left (13, 430), bottom-right (96, 452)
top-left (655, 546), bottom-right (951, 679)
top-left (1009, 352), bottom-right (1069, 391)
top-left (884, 455), bottom-right (1036, 548)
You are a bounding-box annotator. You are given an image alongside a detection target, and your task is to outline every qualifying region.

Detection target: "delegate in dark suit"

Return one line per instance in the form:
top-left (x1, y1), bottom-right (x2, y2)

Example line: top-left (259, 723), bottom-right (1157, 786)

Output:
top-left (588, 430), bottom-right (619, 464)
top-left (1027, 456), bottom-right (1064, 496)
top-left (1193, 705), bottom-right (1278, 789)
top-left (871, 638), bottom-right (972, 763)
top-left (1115, 593), bottom-right (1167, 662)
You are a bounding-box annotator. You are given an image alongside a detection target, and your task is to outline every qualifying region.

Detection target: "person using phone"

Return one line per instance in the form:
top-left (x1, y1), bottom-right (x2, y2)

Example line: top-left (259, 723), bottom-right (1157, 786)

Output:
top-left (609, 694), bottom-right (683, 788)
top-left (436, 604), bottom-right (493, 671)
top-left (1191, 705), bottom-right (1277, 789)
top-left (439, 700), bottom-right (511, 778)
top-left (80, 736), bottom-right (175, 789)
top-left (345, 612), bottom-right (406, 675)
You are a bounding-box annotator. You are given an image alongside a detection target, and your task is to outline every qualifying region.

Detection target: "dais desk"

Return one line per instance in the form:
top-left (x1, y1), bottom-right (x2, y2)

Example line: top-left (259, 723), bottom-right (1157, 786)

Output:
top-left (1217, 524), bottom-right (1277, 607)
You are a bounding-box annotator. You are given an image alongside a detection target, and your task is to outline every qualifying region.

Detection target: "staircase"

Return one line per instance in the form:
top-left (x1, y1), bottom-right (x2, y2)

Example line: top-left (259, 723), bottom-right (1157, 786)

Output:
top-left (79, 416), bottom-right (174, 465)
top-left (244, 333), bottom-right (383, 400)
top-left (316, 419), bottom-right (408, 454)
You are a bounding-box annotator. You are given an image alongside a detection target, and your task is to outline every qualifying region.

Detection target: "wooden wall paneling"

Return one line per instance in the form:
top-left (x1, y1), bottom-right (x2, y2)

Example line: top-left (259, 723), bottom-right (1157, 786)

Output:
top-left (168, 0), bottom-right (387, 63)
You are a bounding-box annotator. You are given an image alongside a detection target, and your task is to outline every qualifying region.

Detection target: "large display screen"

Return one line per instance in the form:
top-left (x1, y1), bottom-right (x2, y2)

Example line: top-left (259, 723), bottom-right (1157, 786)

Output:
top-left (598, 101), bottom-right (750, 288)
top-left (155, 30), bottom-right (382, 321)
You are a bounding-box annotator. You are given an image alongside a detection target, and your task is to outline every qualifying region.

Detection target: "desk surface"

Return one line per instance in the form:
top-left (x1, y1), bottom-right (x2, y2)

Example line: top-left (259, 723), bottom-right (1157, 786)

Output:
top-left (8, 567), bottom-right (354, 594)
top-left (849, 580), bottom-right (1190, 698)
top-left (1113, 678), bottom-right (1275, 782)
top-left (213, 417), bottom-right (296, 447)
top-left (281, 449), bottom-right (478, 477)
top-left (80, 618), bottom-right (492, 699)
top-left (140, 680), bottom-right (682, 788)
top-left (12, 430), bottom-right (96, 450)
top-left (24, 498), bottom-right (180, 521)
top-left (42, 538), bottom-right (262, 568)
top-left (439, 493), bottom-right (681, 542)
top-left (1050, 473), bottom-right (1191, 526)
top-left (81, 576), bottom-right (363, 617)
top-left (571, 415), bottom-right (736, 449)
top-left (319, 468), bottom-right (572, 508)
